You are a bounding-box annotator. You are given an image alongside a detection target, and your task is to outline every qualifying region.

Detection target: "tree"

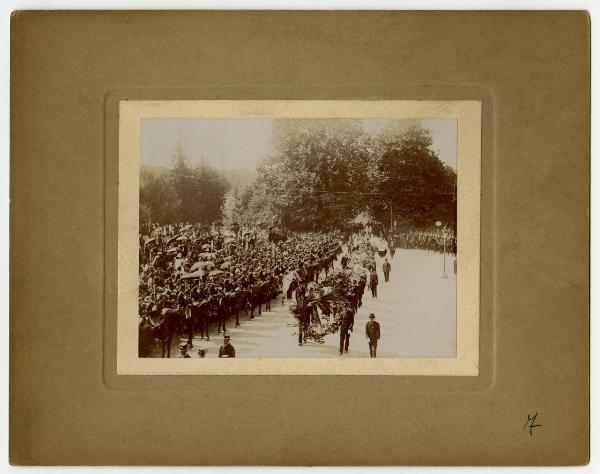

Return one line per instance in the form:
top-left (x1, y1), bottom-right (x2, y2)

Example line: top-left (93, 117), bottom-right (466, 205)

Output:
top-left (139, 141), bottom-right (229, 225)
top-left (250, 119), bottom-right (377, 231)
top-left (141, 121), bottom-right (457, 232)
top-left (373, 125), bottom-right (456, 229)
top-left (139, 166), bottom-right (179, 224)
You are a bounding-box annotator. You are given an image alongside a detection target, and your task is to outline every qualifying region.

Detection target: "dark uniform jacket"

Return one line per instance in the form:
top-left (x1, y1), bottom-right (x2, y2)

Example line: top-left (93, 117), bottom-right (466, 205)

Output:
top-left (340, 311), bottom-right (355, 332)
top-left (369, 272), bottom-right (379, 288)
top-left (383, 262), bottom-right (391, 274)
top-left (177, 291), bottom-right (186, 308)
top-left (365, 320), bottom-right (381, 342)
top-left (219, 343), bottom-right (236, 358)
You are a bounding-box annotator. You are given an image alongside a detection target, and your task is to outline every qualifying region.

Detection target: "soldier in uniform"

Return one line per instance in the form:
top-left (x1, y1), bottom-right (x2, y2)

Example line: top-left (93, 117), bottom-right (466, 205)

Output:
top-left (369, 270), bottom-right (379, 298)
top-left (184, 298), bottom-right (194, 348)
top-left (365, 313), bottom-right (381, 358)
top-left (357, 275), bottom-right (367, 307)
top-left (218, 334), bottom-right (236, 358)
top-left (339, 309), bottom-right (355, 355)
top-left (382, 258), bottom-right (392, 282)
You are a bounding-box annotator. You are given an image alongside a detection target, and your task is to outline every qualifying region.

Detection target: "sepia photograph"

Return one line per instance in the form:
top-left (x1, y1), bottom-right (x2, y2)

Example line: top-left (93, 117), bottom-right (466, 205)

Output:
top-left (117, 100), bottom-right (480, 375)
top-left (8, 8), bottom-right (591, 467)
top-left (138, 116), bottom-right (458, 360)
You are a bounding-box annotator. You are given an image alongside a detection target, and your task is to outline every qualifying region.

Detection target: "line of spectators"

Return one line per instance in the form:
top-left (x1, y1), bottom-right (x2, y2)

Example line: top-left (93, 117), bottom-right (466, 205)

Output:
top-left (391, 228), bottom-right (457, 254)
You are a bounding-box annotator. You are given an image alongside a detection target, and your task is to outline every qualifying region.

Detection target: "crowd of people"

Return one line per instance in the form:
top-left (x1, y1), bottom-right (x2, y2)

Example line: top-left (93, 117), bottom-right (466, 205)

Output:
top-left (137, 221), bottom-right (456, 358)
top-left (391, 228), bottom-right (457, 254)
top-left (138, 222), bottom-right (343, 357)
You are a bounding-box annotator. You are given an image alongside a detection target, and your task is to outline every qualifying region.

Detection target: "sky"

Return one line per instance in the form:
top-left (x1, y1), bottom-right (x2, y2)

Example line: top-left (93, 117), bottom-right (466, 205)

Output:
top-left (140, 117), bottom-right (457, 171)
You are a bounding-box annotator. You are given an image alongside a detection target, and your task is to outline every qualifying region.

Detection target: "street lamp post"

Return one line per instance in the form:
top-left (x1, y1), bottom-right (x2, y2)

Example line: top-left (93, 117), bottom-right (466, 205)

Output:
top-left (435, 221), bottom-right (448, 279)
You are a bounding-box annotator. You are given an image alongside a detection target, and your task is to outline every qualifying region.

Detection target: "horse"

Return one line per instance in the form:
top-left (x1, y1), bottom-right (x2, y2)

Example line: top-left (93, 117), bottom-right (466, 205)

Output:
top-left (248, 282), bottom-right (269, 319)
top-left (231, 289), bottom-right (251, 327)
top-left (191, 300), bottom-right (211, 341)
top-left (263, 277), bottom-right (280, 311)
top-left (151, 307), bottom-right (184, 358)
top-left (138, 319), bottom-right (155, 357)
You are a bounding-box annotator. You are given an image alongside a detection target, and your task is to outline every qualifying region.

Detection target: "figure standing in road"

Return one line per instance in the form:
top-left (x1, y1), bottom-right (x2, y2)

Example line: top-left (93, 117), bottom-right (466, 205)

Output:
top-left (382, 258), bottom-right (391, 282)
top-left (218, 334), bottom-right (236, 358)
top-left (369, 270), bottom-right (379, 298)
top-left (184, 299), bottom-right (194, 347)
top-left (179, 343), bottom-right (191, 358)
top-left (365, 313), bottom-right (380, 358)
top-left (339, 309), bottom-right (355, 355)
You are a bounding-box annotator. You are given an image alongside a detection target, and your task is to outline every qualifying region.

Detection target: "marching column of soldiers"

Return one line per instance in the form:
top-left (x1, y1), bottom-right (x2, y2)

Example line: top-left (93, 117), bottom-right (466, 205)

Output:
top-left (138, 223), bottom-right (343, 357)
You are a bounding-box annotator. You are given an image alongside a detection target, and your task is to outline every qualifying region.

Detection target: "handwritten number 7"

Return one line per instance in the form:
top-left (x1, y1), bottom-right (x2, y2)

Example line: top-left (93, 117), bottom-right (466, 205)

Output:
top-left (523, 413), bottom-right (542, 436)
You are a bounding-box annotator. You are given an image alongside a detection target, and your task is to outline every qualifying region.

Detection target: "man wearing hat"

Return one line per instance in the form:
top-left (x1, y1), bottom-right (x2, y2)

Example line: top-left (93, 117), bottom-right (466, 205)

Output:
top-left (339, 309), bottom-right (355, 355)
top-left (365, 313), bottom-right (381, 358)
top-left (218, 334), bottom-right (236, 358)
top-left (369, 270), bottom-right (379, 298)
top-left (382, 257), bottom-right (392, 282)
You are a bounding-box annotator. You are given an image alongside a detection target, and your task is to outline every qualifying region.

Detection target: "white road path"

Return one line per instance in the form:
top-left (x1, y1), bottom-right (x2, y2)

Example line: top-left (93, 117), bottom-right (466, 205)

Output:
top-left (167, 248), bottom-right (456, 358)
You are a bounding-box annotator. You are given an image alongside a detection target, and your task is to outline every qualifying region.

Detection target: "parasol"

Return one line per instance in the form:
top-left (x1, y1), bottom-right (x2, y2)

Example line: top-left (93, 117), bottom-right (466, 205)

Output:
top-left (220, 262), bottom-right (231, 270)
top-left (209, 269), bottom-right (225, 276)
top-left (198, 252), bottom-right (216, 260)
top-left (182, 269), bottom-right (205, 279)
top-left (191, 260), bottom-right (214, 270)
top-left (166, 235), bottom-right (182, 246)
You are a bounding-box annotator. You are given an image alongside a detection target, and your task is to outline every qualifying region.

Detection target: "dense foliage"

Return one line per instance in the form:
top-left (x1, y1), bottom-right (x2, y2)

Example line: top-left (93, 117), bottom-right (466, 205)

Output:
top-left (222, 120), bottom-right (456, 232)
top-left (142, 120), bottom-right (456, 233)
top-left (140, 141), bottom-right (229, 225)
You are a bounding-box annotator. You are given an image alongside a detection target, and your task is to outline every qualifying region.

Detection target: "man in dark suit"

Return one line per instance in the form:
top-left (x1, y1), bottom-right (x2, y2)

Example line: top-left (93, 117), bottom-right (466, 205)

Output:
top-left (365, 313), bottom-right (380, 358)
top-left (382, 258), bottom-right (392, 282)
top-left (218, 334), bottom-right (236, 358)
top-left (339, 309), bottom-right (355, 355)
top-left (369, 271), bottom-right (379, 298)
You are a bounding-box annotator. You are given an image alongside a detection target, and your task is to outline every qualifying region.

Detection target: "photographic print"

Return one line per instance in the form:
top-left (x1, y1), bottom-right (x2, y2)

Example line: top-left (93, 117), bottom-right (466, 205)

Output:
top-left (117, 101), bottom-right (480, 375)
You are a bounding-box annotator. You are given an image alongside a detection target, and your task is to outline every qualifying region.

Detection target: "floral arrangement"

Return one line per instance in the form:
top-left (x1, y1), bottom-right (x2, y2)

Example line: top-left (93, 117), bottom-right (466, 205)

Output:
top-left (290, 240), bottom-right (375, 344)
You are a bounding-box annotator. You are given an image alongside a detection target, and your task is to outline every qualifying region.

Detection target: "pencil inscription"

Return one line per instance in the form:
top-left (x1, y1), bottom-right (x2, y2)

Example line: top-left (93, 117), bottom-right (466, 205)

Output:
top-left (522, 413), bottom-right (542, 436)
